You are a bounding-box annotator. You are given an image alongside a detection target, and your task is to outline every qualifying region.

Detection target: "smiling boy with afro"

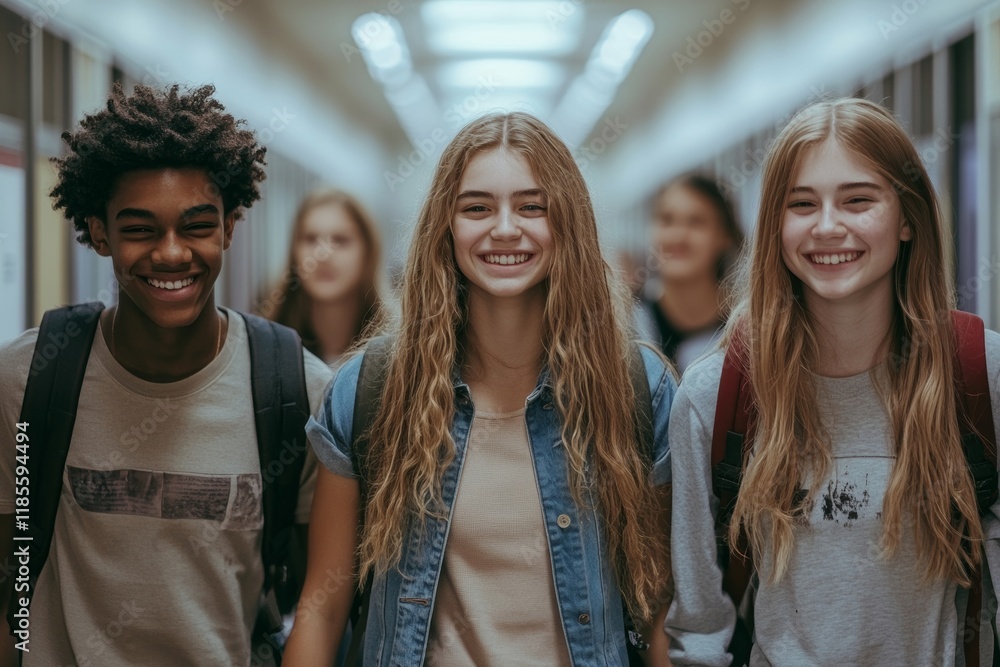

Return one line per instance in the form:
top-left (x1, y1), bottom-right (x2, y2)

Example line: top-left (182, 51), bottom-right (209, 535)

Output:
top-left (0, 83), bottom-right (332, 666)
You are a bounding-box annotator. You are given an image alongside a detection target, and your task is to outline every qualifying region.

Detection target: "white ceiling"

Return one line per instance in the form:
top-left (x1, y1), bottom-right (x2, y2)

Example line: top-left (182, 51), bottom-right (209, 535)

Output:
top-left (29, 0), bottom-right (998, 225)
top-left (245, 0), bottom-right (789, 150)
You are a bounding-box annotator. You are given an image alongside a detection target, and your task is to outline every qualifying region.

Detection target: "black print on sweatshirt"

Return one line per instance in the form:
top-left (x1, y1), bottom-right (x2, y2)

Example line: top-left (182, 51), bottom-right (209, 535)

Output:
top-left (792, 487), bottom-right (814, 525)
top-left (821, 476), bottom-right (871, 526)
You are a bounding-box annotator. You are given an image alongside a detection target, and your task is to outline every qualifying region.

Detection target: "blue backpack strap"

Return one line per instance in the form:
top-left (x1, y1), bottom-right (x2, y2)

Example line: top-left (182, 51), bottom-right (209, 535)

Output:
top-left (7, 302), bottom-right (103, 640)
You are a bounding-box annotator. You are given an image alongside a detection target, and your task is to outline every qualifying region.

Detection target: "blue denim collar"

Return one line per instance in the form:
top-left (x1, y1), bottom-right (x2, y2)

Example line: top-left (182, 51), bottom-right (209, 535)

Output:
top-left (449, 363), bottom-right (553, 399)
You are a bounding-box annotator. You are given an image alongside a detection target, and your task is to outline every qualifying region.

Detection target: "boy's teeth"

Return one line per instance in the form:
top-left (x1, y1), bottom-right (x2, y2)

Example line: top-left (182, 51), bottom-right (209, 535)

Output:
top-left (485, 254), bottom-right (529, 265)
top-left (146, 276), bottom-right (195, 290)
top-left (812, 251), bottom-right (859, 265)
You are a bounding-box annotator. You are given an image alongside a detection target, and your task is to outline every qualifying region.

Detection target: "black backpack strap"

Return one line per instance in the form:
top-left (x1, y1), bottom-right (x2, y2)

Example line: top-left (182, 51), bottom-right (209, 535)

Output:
top-left (624, 343), bottom-right (658, 663)
top-left (8, 303), bottom-right (102, 637)
top-left (628, 342), bottom-right (655, 466)
top-left (350, 335), bottom-right (394, 499)
top-left (344, 335), bottom-right (393, 667)
top-left (242, 314), bottom-right (310, 592)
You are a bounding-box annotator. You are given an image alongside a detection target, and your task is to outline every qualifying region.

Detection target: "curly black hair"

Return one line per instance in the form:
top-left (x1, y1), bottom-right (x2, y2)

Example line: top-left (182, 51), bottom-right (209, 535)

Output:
top-left (51, 83), bottom-right (267, 246)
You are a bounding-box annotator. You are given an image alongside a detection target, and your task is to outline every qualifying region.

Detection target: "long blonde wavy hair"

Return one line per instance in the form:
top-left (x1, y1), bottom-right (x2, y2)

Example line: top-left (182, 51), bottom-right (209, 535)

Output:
top-left (359, 112), bottom-right (669, 621)
top-left (727, 98), bottom-right (981, 586)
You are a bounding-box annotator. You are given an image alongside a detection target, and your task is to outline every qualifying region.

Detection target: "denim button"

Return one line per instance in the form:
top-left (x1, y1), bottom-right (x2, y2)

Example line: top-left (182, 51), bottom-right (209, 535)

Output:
top-left (542, 402), bottom-right (553, 410)
top-left (578, 613), bottom-right (590, 625)
top-left (557, 514), bottom-right (571, 528)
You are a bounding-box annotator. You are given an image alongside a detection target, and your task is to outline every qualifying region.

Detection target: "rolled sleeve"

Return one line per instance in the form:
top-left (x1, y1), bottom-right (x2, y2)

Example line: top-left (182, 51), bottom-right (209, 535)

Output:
top-left (307, 352), bottom-right (364, 479)
top-left (640, 344), bottom-right (677, 487)
top-left (306, 412), bottom-right (355, 479)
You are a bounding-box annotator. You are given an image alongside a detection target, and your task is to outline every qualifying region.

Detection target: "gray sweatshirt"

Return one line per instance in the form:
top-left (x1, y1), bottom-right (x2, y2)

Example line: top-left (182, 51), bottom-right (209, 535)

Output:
top-left (666, 330), bottom-right (1000, 666)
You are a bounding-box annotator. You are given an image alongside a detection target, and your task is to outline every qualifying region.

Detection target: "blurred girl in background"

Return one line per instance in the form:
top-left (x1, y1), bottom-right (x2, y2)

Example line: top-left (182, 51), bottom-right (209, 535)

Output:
top-left (265, 189), bottom-right (384, 659)
top-left (637, 174), bottom-right (743, 373)
top-left (271, 189), bottom-right (384, 365)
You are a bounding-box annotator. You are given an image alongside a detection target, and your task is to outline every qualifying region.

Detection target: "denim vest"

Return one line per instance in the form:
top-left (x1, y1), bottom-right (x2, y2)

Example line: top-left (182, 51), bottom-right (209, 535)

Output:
top-left (306, 345), bottom-right (675, 666)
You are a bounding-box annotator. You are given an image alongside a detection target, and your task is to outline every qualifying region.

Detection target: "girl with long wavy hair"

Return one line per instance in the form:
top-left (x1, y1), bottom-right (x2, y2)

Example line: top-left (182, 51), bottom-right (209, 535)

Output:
top-left (264, 189), bottom-right (383, 364)
top-left (284, 112), bottom-right (675, 666)
top-left (666, 97), bottom-right (1000, 666)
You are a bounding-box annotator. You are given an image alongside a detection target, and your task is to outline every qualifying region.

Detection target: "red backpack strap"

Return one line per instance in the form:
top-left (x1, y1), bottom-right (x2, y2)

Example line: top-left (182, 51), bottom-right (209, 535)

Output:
top-left (952, 310), bottom-right (997, 508)
top-left (951, 310), bottom-right (997, 667)
top-left (712, 332), bottom-right (752, 519)
top-left (711, 330), bottom-right (756, 611)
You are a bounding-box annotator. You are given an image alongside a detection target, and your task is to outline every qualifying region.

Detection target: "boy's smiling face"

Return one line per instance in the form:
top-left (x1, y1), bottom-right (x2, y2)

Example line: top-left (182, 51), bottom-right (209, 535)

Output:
top-left (87, 167), bottom-right (235, 329)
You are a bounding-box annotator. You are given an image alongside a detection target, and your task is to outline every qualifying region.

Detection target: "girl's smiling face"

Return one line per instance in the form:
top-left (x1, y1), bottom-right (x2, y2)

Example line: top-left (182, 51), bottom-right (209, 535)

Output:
top-left (781, 137), bottom-right (911, 311)
top-left (451, 148), bottom-right (554, 303)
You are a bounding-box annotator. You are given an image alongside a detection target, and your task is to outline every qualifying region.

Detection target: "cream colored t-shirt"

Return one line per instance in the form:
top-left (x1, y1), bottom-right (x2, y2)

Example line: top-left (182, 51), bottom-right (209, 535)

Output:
top-left (0, 309), bottom-right (332, 666)
top-left (427, 408), bottom-right (572, 666)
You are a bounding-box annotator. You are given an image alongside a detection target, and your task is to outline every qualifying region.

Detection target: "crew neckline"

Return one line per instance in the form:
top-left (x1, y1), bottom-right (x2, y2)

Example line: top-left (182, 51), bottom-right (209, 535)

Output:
top-left (91, 307), bottom-right (241, 398)
top-left (811, 362), bottom-right (887, 383)
top-left (474, 406), bottom-right (528, 420)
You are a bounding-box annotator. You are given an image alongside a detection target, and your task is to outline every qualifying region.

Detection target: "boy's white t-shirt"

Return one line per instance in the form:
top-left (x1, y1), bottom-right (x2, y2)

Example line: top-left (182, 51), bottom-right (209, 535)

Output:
top-left (0, 309), bottom-right (333, 666)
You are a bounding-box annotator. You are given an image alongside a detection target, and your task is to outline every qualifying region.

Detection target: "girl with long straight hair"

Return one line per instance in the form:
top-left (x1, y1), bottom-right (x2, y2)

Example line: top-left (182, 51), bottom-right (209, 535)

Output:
top-left (284, 112), bottom-right (675, 666)
top-left (265, 189), bottom-right (383, 364)
top-left (667, 98), bottom-right (1000, 665)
